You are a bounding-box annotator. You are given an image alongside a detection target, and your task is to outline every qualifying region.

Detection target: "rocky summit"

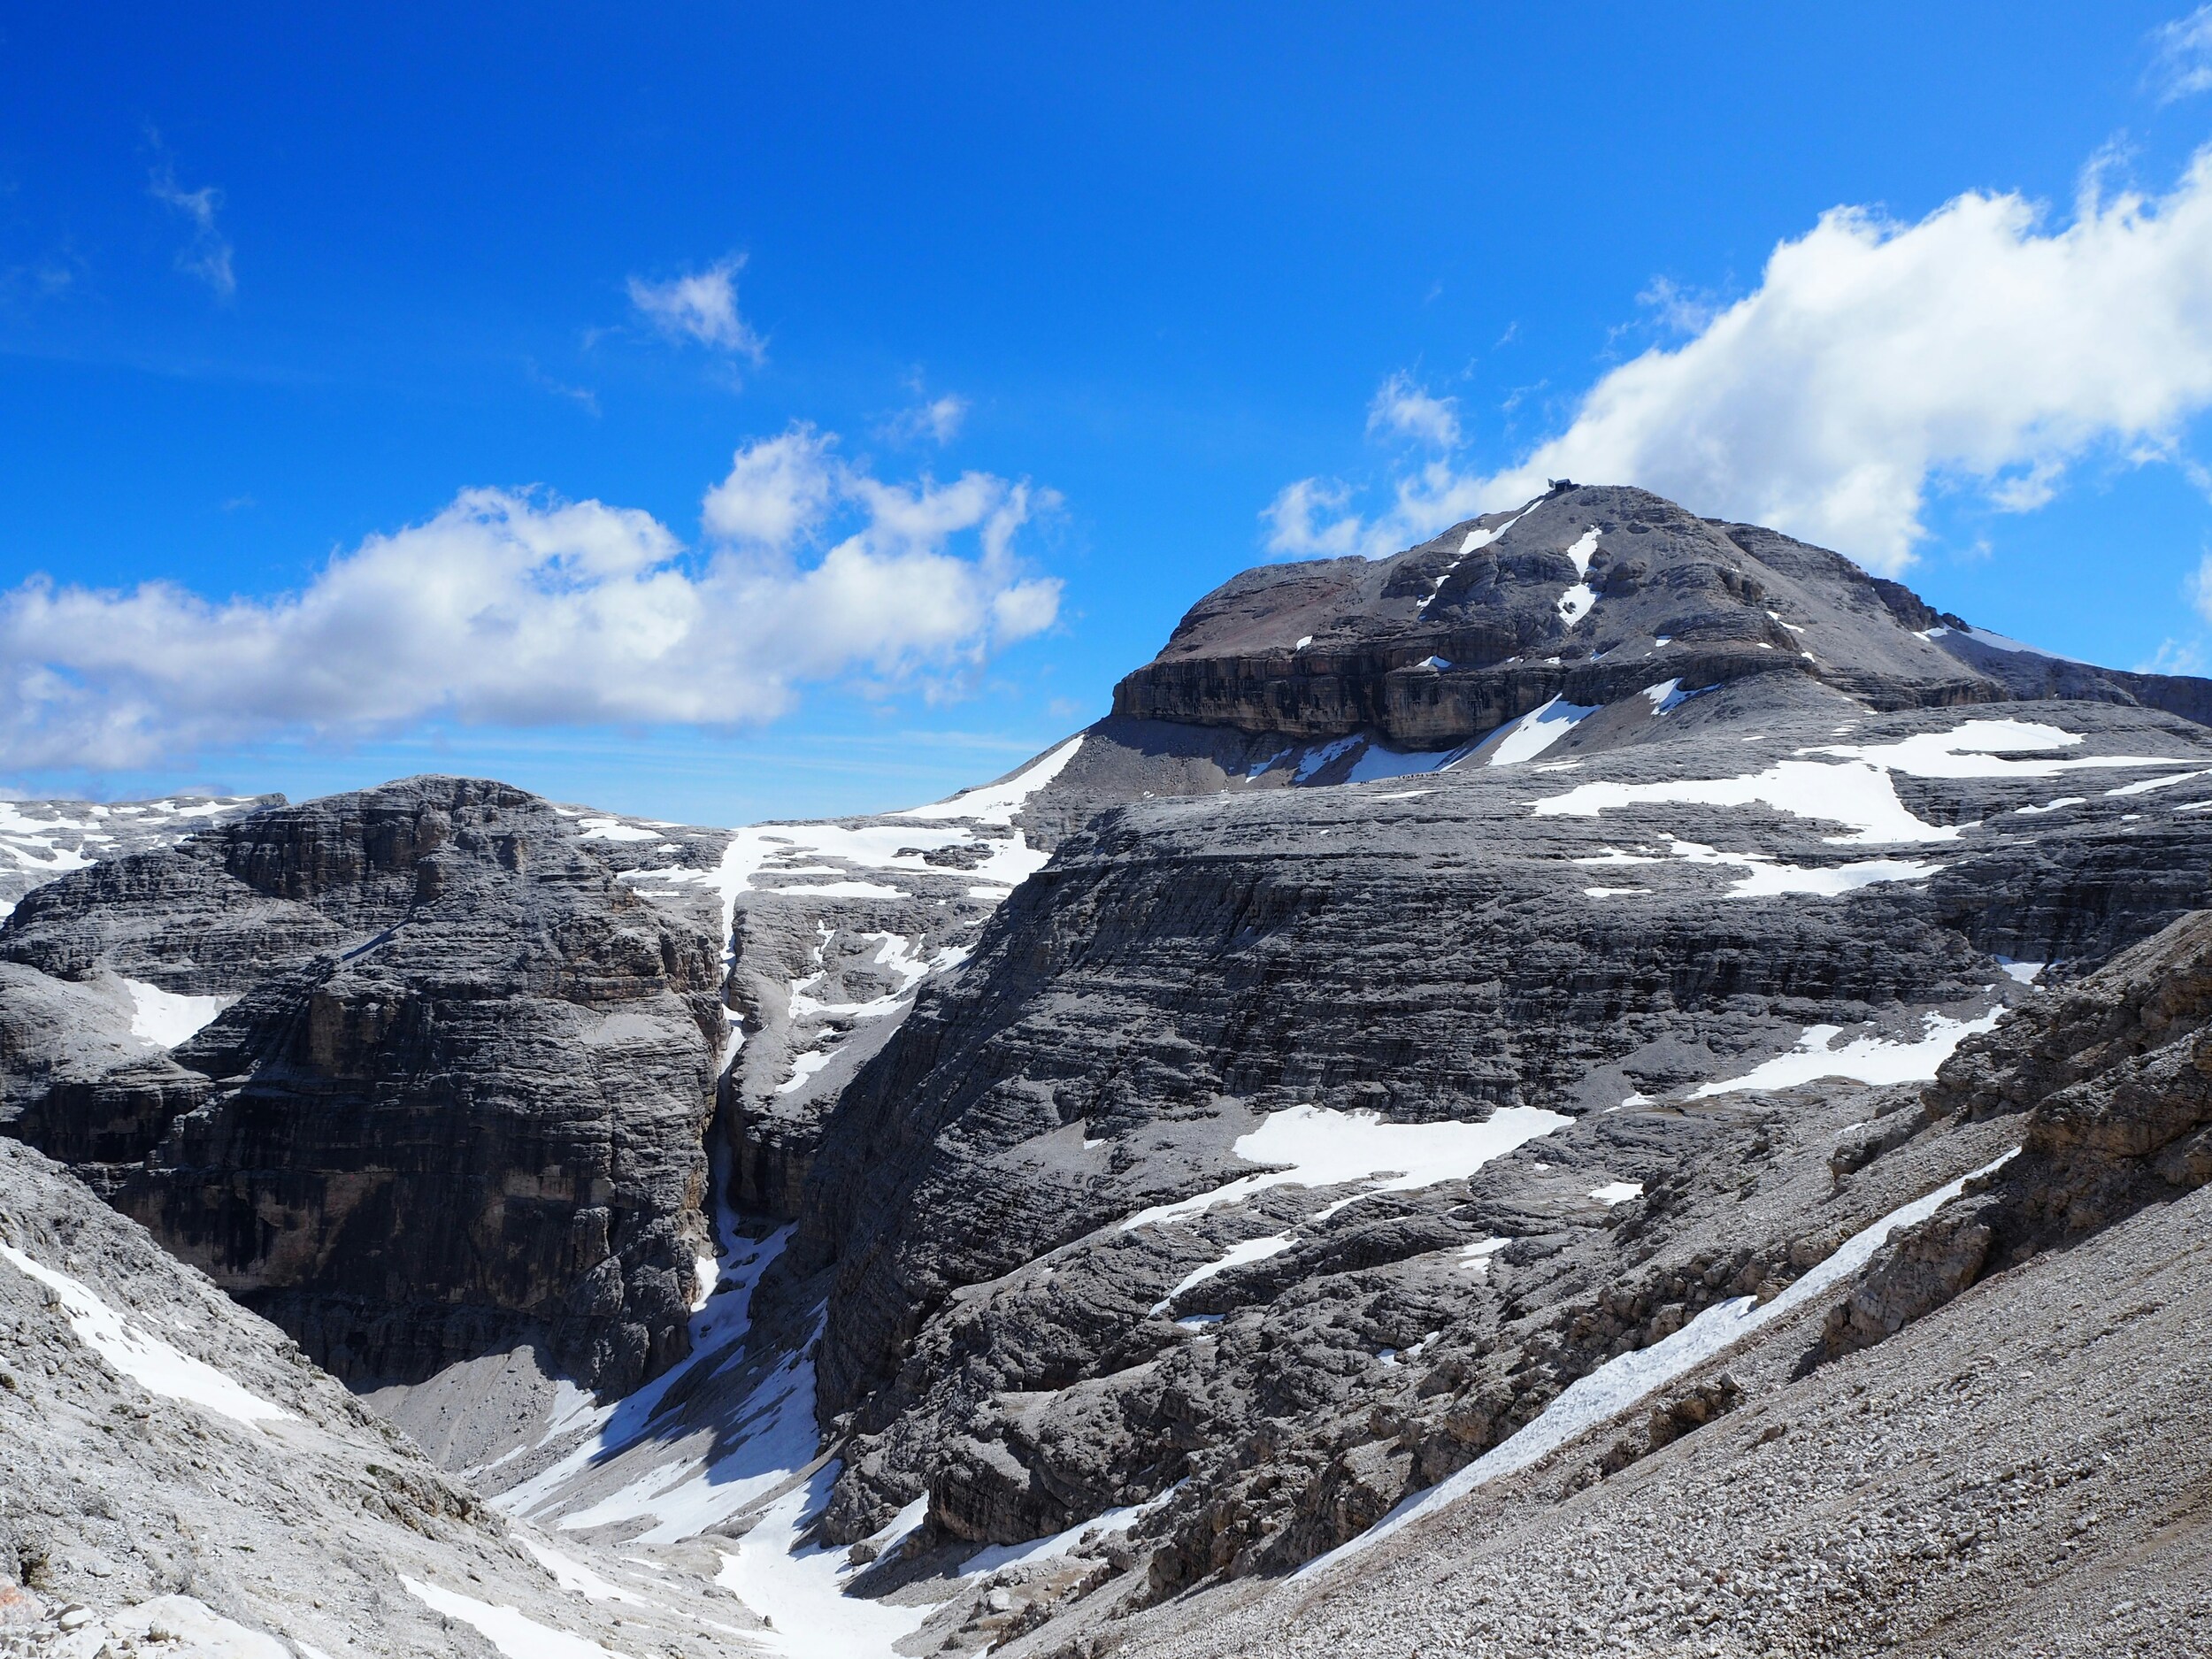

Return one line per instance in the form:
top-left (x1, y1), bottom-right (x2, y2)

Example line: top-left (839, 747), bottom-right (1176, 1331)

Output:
top-left (4, 486), bottom-right (2212, 1656)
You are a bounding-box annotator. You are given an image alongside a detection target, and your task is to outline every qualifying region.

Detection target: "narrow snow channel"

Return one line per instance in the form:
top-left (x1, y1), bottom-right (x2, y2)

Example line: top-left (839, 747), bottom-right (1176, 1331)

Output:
top-left (0, 1241), bottom-right (291, 1425)
top-left (1555, 527), bottom-right (1599, 627)
top-left (1120, 1103), bottom-right (1571, 1232)
top-left (1302, 1148), bottom-right (2019, 1578)
top-left (713, 1468), bottom-right (937, 1659)
top-left (1150, 1233), bottom-right (1295, 1313)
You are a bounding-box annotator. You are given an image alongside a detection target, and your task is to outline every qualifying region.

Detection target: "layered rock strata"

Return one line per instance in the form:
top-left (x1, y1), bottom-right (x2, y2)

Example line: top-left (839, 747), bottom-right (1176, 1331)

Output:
top-left (0, 777), bottom-right (725, 1394)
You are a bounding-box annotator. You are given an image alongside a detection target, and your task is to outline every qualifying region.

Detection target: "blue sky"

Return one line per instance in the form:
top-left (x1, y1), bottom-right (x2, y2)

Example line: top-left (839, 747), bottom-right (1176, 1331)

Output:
top-left (6, 4), bottom-right (2212, 823)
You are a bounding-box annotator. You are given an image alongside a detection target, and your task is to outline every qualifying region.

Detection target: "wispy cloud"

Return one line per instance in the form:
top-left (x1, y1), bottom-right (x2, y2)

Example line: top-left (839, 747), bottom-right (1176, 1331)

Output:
top-left (0, 434), bottom-right (1059, 770)
top-left (2153, 5), bottom-right (2212, 103)
top-left (1267, 144), bottom-right (2212, 575)
top-left (626, 256), bottom-right (764, 359)
top-left (883, 391), bottom-right (970, 446)
top-left (148, 159), bottom-right (235, 299)
top-left (525, 358), bottom-right (601, 416)
top-left (1366, 372), bottom-right (1460, 449)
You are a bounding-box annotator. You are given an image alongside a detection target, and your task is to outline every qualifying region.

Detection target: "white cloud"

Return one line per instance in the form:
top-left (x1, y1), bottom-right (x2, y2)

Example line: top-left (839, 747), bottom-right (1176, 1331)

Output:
top-left (1366, 373), bottom-right (1461, 449)
top-left (1269, 146), bottom-right (2212, 575)
top-left (2154, 5), bottom-right (2212, 102)
top-left (701, 425), bottom-right (841, 549)
top-left (2141, 636), bottom-right (2208, 675)
top-left (148, 164), bottom-right (235, 299)
top-left (2187, 548), bottom-right (2212, 624)
top-left (886, 393), bottom-right (970, 445)
top-left (627, 257), bottom-right (764, 358)
top-left (0, 441), bottom-right (1060, 771)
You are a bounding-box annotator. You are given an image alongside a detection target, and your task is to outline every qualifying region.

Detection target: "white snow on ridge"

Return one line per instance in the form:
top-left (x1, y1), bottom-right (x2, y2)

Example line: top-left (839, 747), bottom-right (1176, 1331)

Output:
top-left (123, 979), bottom-right (235, 1048)
top-left (1344, 741), bottom-right (1466, 783)
top-left (1807, 719), bottom-right (2191, 782)
top-left (1120, 1102), bottom-right (1571, 1232)
top-left (2108, 769), bottom-right (2212, 797)
top-left (1306, 1148), bottom-right (2020, 1578)
top-left (892, 735), bottom-right (1085, 824)
top-left (1486, 697), bottom-right (1598, 768)
top-left (572, 815), bottom-right (664, 843)
top-left (0, 1241), bottom-right (292, 1425)
top-left (1660, 839), bottom-right (1942, 901)
top-left (1688, 1010), bottom-right (2001, 1098)
top-left (1534, 718), bottom-right (2200, 848)
top-left (1419, 498), bottom-right (1540, 615)
top-left (519, 1539), bottom-right (649, 1605)
top-left (1532, 757), bottom-right (1954, 845)
top-left (1294, 735), bottom-right (1364, 783)
top-left (958, 1484), bottom-right (1186, 1578)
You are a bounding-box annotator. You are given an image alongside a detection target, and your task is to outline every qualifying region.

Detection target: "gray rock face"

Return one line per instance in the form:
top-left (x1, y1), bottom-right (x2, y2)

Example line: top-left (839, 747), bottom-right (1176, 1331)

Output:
top-left (0, 776), bottom-right (726, 1395)
top-left (1828, 906), bottom-right (2212, 1356)
top-left (773, 676), bottom-right (2212, 1582)
top-left (1112, 482), bottom-right (2210, 746)
top-left (0, 1136), bottom-right (740, 1658)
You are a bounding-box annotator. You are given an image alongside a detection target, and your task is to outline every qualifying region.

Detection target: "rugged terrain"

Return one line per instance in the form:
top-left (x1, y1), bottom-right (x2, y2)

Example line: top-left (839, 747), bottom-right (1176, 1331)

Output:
top-left (5, 483), bottom-right (2212, 1656)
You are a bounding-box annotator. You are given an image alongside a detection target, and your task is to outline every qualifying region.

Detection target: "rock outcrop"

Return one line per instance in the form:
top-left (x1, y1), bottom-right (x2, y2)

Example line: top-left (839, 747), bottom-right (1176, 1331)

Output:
top-left (0, 795), bottom-right (280, 920)
top-left (1827, 907), bottom-right (2212, 1356)
top-left (0, 777), bottom-right (725, 1395)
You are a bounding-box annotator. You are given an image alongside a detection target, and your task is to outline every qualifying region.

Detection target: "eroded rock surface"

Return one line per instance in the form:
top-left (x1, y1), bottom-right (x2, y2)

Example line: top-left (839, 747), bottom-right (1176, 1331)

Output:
top-left (0, 777), bottom-right (725, 1394)
top-left (0, 1136), bottom-right (737, 1658)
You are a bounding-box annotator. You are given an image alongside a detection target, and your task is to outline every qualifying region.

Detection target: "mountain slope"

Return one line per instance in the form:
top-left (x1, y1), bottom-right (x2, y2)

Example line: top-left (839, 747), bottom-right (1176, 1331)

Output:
top-left (0, 1135), bottom-right (747, 1657)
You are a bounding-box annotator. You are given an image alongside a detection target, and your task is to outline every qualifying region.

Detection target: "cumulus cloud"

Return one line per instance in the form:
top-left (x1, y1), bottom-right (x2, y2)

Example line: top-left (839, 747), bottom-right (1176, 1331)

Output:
top-left (627, 257), bottom-right (764, 358)
top-left (2154, 5), bottom-right (2212, 102)
top-left (148, 163), bottom-right (235, 299)
top-left (0, 440), bottom-right (1060, 770)
top-left (1269, 147), bottom-right (2212, 574)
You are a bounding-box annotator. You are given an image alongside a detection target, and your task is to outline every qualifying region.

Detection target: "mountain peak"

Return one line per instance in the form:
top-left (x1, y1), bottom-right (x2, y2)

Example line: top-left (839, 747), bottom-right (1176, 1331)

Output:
top-left (1115, 485), bottom-right (2211, 747)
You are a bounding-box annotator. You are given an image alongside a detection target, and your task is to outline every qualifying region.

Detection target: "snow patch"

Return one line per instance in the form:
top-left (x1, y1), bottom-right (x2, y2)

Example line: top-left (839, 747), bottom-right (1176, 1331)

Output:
top-left (1120, 1103), bottom-right (1571, 1232)
top-left (891, 736), bottom-right (1084, 825)
top-left (572, 816), bottom-right (664, 842)
top-left (1150, 1233), bottom-right (1295, 1314)
top-left (1689, 1010), bottom-right (2002, 1098)
top-left (400, 1578), bottom-right (622, 1659)
top-left (1587, 1181), bottom-right (1644, 1206)
top-left (521, 1539), bottom-right (649, 1604)
top-left (0, 1242), bottom-right (291, 1425)
top-left (714, 1467), bottom-right (938, 1659)
top-left (1485, 698), bottom-right (1597, 768)
top-left (1308, 1149), bottom-right (2019, 1577)
top-left (123, 979), bottom-right (234, 1048)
